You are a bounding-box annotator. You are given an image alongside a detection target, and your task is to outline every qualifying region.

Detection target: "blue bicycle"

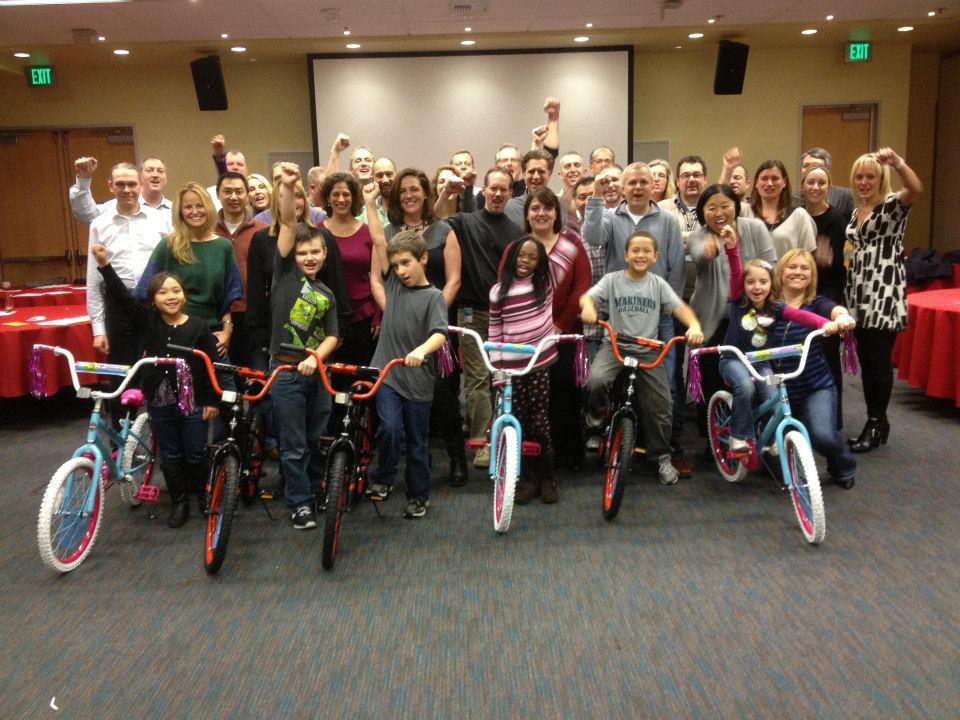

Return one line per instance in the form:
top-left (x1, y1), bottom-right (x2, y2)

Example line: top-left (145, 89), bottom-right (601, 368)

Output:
top-left (690, 328), bottom-right (828, 544)
top-left (33, 344), bottom-right (186, 572)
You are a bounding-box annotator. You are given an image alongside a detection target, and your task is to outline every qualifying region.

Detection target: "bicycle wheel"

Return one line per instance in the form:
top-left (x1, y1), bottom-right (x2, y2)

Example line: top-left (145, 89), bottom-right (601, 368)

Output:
top-left (707, 391), bottom-right (747, 483)
top-left (321, 449), bottom-right (351, 571)
top-left (602, 416), bottom-right (635, 521)
top-left (37, 457), bottom-right (104, 573)
top-left (204, 454), bottom-right (240, 574)
top-left (240, 409), bottom-right (264, 507)
top-left (493, 425), bottom-right (519, 533)
top-left (120, 413), bottom-right (156, 507)
top-left (783, 431), bottom-right (825, 545)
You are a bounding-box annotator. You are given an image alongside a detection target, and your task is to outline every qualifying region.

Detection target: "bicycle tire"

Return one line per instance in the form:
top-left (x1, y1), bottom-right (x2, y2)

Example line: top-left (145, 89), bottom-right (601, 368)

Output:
top-left (708, 391), bottom-right (747, 483)
top-left (120, 413), bottom-right (156, 507)
top-left (783, 431), bottom-right (825, 545)
top-left (493, 425), bottom-right (519, 533)
top-left (602, 416), bottom-right (635, 521)
top-left (321, 448), bottom-right (351, 571)
top-left (37, 457), bottom-right (104, 573)
top-left (204, 454), bottom-right (240, 574)
top-left (240, 409), bottom-right (264, 507)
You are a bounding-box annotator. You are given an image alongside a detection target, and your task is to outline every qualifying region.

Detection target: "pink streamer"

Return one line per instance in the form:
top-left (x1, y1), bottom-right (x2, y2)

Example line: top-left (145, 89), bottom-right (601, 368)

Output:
top-left (29, 346), bottom-right (48, 398)
top-left (437, 339), bottom-right (455, 378)
top-left (574, 336), bottom-right (589, 387)
top-left (841, 332), bottom-right (860, 375)
top-left (174, 359), bottom-right (196, 415)
top-left (687, 350), bottom-right (704, 404)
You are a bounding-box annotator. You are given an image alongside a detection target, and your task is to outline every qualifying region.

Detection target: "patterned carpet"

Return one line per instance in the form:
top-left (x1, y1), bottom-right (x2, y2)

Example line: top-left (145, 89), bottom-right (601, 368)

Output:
top-left (1, 378), bottom-right (958, 719)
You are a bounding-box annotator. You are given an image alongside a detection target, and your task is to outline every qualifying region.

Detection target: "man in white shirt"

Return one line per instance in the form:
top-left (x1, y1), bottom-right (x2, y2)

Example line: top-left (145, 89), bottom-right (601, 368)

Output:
top-left (69, 156), bottom-right (173, 224)
top-left (86, 162), bottom-right (169, 361)
top-left (556, 151), bottom-right (585, 202)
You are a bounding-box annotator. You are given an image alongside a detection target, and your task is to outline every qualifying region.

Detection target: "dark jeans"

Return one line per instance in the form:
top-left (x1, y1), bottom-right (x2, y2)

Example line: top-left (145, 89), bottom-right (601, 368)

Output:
top-left (719, 358), bottom-right (775, 442)
top-left (854, 327), bottom-right (896, 420)
top-left (270, 360), bottom-right (332, 508)
top-left (371, 384), bottom-right (432, 501)
top-left (695, 321), bottom-right (730, 440)
top-left (792, 386), bottom-right (857, 482)
top-left (147, 404), bottom-right (207, 466)
top-left (822, 332), bottom-right (843, 429)
top-left (250, 346), bottom-right (277, 452)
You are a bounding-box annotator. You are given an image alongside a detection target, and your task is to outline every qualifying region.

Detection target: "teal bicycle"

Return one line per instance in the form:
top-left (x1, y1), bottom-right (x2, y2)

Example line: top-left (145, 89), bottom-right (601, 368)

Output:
top-left (32, 344), bottom-right (188, 572)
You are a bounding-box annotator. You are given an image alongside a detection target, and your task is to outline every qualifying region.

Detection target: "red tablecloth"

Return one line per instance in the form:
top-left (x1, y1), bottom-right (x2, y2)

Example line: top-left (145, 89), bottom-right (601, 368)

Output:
top-left (906, 264), bottom-right (960, 294)
top-left (892, 289), bottom-right (960, 407)
top-left (0, 304), bottom-right (100, 397)
top-left (8, 286), bottom-right (87, 309)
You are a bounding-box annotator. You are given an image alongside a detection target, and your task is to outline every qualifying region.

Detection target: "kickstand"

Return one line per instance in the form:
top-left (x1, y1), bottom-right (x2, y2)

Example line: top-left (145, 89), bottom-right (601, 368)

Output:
top-left (369, 497), bottom-right (385, 519)
top-left (258, 493), bottom-right (275, 521)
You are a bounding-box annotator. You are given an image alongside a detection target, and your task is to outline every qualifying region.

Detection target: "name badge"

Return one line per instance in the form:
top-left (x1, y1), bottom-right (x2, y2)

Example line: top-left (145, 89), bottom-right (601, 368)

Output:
top-left (463, 307), bottom-right (474, 324)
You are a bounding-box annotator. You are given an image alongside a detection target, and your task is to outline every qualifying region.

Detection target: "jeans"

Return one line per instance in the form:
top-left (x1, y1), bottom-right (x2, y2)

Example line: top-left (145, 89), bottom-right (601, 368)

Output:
top-left (147, 404), bottom-right (207, 466)
top-left (791, 386), bottom-right (857, 481)
top-left (371, 384), bottom-right (432, 500)
top-left (719, 358), bottom-right (775, 442)
top-left (270, 359), bottom-right (332, 507)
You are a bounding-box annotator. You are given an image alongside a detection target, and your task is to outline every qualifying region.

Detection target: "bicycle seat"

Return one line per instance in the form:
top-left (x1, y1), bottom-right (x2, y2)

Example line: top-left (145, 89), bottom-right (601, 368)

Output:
top-left (120, 389), bottom-right (144, 407)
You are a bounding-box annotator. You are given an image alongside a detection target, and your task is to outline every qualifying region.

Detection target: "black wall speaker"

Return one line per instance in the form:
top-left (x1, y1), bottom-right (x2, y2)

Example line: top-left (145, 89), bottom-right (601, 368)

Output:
top-left (713, 40), bottom-right (749, 95)
top-left (190, 55), bottom-right (228, 111)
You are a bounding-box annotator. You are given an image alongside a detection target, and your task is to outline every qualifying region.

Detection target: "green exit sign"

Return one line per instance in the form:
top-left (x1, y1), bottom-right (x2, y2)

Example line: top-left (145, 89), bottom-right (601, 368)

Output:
top-left (27, 65), bottom-right (54, 86)
top-left (845, 42), bottom-right (872, 63)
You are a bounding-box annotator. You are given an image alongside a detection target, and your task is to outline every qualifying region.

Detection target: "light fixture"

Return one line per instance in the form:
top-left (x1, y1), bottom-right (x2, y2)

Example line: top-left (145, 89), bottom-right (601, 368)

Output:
top-left (346, 43), bottom-right (361, 49)
top-left (574, 35), bottom-right (589, 42)
top-left (688, 32), bottom-right (704, 39)
top-left (221, 33), bottom-right (229, 39)
top-left (343, 29), bottom-right (351, 36)
top-left (464, 26), bottom-right (471, 32)
top-left (801, 28), bottom-right (817, 35)
top-left (113, 48), bottom-right (129, 55)
top-left (13, 52), bottom-right (30, 58)
top-left (585, 22), bottom-right (593, 28)
top-left (230, 46), bottom-right (246, 52)
top-left (826, 14), bottom-right (834, 21)
top-left (460, 39), bottom-right (476, 46)
top-left (674, 45), bottom-right (682, 49)
top-left (98, 35), bottom-right (106, 41)
top-left (927, 9), bottom-right (937, 17)
top-left (898, 25), bottom-right (914, 32)
top-left (708, 17), bottom-right (716, 24)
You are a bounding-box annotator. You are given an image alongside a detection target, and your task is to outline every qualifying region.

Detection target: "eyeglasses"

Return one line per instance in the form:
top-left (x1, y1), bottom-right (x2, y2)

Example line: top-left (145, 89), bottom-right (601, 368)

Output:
top-left (679, 172), bottom-right (704, 181)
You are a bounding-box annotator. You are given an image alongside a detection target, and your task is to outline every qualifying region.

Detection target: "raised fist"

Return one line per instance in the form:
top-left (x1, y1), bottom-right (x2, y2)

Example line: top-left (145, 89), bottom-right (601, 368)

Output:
top-left (74, 157), bottom-right (99, 179)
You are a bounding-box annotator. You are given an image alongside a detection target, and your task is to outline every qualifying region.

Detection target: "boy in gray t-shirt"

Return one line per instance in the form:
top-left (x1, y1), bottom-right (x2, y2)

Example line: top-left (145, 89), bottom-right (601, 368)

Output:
top-left (366, 229), bottom-right (448, 519)
top-left (580, 231), bottom-right (703, 485)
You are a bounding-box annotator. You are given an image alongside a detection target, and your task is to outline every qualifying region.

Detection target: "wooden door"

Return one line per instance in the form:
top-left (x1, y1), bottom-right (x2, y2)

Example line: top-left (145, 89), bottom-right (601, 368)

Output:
top-left (800, 105), bottom-right (876, 187)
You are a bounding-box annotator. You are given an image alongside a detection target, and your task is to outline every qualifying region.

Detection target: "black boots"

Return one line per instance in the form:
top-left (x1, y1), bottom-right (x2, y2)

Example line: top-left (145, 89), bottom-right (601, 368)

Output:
top-left (162, 463), bottom-right (190, 528)
top-left (849, 417), bottom-right (890, 453)
top-left (538, 452), bottom-right (558, 504)
top-left (185, 462), bottom-right (209, 514)
top-left (447, 447), bottom-right (468, 487)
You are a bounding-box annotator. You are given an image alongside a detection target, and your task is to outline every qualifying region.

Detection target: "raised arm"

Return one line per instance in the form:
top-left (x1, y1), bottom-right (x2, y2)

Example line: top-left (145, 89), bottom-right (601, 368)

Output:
top-left (875, 147), bottom-right (923, 207)
top-left (542, 97), bottom-right (561, 152)
top-left (276, 162), bottom-right (300, 259)
top-left (718, 146), bottom-right (743, 185)
top-left (69, 157), bottom-right (107, 224)
top-left (325, 132), bottom-right (350, 176)
top-left (211, 134), bottom-right (227, 175)
top-left (433, 172), bottom-right (464, 220)
top-left (363, 182), bottom-right (388, 275)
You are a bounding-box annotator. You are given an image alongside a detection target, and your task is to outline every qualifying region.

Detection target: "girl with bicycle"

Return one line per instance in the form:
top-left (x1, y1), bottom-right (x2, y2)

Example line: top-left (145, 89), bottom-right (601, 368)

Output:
top-left (90, 245), bottom-right (220, 528)
top-left (488, 237), bottom-right (558, 504)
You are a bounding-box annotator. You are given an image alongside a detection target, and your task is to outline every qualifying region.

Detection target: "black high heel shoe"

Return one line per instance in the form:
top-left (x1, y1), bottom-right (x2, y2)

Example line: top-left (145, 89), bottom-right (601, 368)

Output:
top-left (849, 417), bottom-right (888, 453)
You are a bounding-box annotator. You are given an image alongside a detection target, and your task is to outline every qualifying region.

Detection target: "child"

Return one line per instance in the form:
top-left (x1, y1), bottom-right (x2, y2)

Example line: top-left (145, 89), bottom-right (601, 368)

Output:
top-left (580, 231), bottom-right (704, 486)
top-left (90, 244), bottom-right (219, 528)
top-left (272, 165), bottom-right (340, 530)
top-left (719, 227), bottom-right (842, 454)
top-left (366, 225), bottom-right (449, 520)
top-left (488, 236), bottom-right (559, 504)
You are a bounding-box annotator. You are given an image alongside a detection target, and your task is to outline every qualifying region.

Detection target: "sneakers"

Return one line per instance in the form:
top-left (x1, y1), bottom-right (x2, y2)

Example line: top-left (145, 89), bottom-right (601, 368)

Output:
top-left (657, 454), bottom-right (679, 485)
top-left (585, 436), bottom-right (601, 451)
top-left (314, 491), bottom-right (328, 515)
top-left (290, 503), bottom-right (317, 530)
top-left (404, 498), bottom-right (429, 519)
top-left (762, 442), bottom-right (779, 457)
top-left (472, 444), bottom-right (491, 468)
top-left (728, 437), bottom-right (750, 453)
top-left (366, 483), bottom-right (392, 501)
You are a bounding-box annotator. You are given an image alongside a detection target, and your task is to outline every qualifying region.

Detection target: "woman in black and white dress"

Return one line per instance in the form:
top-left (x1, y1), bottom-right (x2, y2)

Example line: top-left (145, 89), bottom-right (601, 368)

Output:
top-left (845, 148), bottom-right (923, 452)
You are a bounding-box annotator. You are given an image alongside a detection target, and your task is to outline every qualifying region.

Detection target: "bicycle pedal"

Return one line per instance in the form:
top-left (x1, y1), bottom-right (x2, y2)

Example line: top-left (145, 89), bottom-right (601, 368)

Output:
top-left (135, 485), bottom-right (160, 502)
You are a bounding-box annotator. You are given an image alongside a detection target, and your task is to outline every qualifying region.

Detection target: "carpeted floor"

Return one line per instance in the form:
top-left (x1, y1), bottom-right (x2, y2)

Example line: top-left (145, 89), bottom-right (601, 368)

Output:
top-left (1, 378), bottom-right (958, 719)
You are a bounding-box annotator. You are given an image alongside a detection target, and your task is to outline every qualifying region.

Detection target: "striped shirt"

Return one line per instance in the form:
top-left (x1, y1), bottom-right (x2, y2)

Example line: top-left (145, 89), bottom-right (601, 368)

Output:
top-left (488, 276), bottom-right (556, 371)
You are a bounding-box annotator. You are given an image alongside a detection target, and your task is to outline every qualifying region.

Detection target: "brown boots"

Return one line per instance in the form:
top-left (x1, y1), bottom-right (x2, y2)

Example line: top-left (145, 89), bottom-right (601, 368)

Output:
top-left (514, 452), bottom-right (556, 505)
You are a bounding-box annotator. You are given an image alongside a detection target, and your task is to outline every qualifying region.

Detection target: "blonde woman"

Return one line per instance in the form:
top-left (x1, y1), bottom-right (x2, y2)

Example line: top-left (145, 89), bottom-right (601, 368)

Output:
top-left (247, 173), bottom-right (273, 213)
top-left (648, 158), bottom-right (675, 203)
top-left (844, 148), bottom-right (922, 452)
top-left (135, 182), bottom-right (241, 357)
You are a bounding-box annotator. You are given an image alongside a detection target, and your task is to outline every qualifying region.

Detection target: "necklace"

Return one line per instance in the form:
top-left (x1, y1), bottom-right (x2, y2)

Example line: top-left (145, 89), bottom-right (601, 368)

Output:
top-left (401, 220), bottom-right (429, 234)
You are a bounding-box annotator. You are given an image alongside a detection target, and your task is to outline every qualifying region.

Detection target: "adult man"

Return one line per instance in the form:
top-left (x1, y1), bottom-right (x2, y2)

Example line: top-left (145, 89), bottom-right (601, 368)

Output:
top-left (357, 157), bottom-right (394, 226)
top-left (215, 171), bottom-right (268, 367)
top-left (306, 166), bottom-right (326, 207)
top-left (795, 147), bottom-right (854, 218)
top-left (589, 146), bottom-right (616, 176)
top-left (451, 149), bottom-right (482, 209)
top-left (556, 152), bottom-right (586, 200)
top-left (211, 134), bottom-right (249, 175)
top-left (729, 164), bottom-right (751, 202)
top-left (596, 164), bottom-right (624, 209)
top-left (495, 143), bottom-right (525, 198)
top-left (504, 148), bottom-right (554, 226)
top-left (70, 156), bottom-right (172, 224)
top-left (435, 168), bottom-right (524, 468)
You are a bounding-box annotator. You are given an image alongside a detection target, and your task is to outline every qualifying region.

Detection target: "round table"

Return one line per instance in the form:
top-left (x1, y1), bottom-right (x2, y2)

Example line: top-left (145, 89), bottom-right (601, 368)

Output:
top-left (892, 289), bottom-right (960, 407)
top-left (8, 286), bottom-right (87, 309)
top-left (0, 304), bottom-right (100, 397)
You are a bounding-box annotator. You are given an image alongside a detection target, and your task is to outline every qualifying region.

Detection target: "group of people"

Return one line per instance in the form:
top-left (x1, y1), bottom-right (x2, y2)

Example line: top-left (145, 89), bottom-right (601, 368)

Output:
top-left (71, 96), bottom-right (922, 530)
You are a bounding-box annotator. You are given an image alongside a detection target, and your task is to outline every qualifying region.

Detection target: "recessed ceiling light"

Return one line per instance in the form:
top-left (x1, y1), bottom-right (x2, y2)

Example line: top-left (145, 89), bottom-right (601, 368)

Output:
top-left (98, 35), bottom-right (106, 41)
top-left (927, 10), bottom-right (936, 17)
top-left (343, 29), bottom-right (350, 36)
top-left (220, 33), bottom-right (228, 39)
top-left (346, 43), bottom-right (361, 49)
top-left (13, 52), bottom-right (30, 58)
top-left (801, 28), bottom-right (817, 35)
top-left (898, 25), bottom-right (914, 32)
top-left (826, 14), bottom-right (834, 21)
top-left (674, 45), bottom-right (682, 49)
top-left (464, 26), bottom-right (471, 32)
top-left (574, 35), bottom-right (589, 42)
top-left (688, 32), bottom-right (704, 39)
top-left (708, 17), bottom-right (716, 24)
top-left (230, 46), bottom-right (246, 52)
top-left (585, 22), bottom-right (593, 28)
top-left (460, 39), bottom-right (476, 46)
top-left (113, 49), bottom-right (129, 55)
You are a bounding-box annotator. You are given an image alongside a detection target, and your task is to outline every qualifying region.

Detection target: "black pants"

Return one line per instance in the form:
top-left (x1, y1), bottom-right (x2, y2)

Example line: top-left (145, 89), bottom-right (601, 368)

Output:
top-left (227, 311), bottom-right (254, 369)
top-left (854, 327), bottom-right (896, 420)
top-left (104, 294), bottom-right (142, 426)
top-left (430, 329), bottom-right (464, 455)
top-left (549, 342), bottom-right (584, 465)
top-left (328, 315), bottom-right (378, 435)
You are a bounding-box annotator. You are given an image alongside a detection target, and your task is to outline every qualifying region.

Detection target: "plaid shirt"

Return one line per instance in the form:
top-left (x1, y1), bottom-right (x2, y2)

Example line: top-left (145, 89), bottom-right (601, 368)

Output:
top-left (582, 212), bottom-right (608, 341)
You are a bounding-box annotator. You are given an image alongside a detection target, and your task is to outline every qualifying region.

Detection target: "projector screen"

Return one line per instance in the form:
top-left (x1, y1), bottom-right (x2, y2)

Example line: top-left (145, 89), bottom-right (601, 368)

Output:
top-left (309, 48), bottom-right (633, 190)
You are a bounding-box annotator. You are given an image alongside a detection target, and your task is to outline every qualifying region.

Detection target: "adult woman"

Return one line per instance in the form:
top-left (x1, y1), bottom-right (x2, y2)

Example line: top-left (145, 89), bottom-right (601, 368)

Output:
top-left (136, 183), bottom-right (241, 357)
top-left (247, 173), bottom-right (272, 214)
top-left (376, 168), bottom-right (466, 486)
top-left (688, 184), bottom-right (777, 435)
top-left (648, 159), bottom-right (675, 204)
top-left (773, 249), bottom-right (857, 488)
top-left (521, 187), bottom-right (592, 498)
top-left (750, 160), bottom-right (816, 259)
top-left (845, 148), bottom-right (922, 452)
top-left (319, 171), bottom-right (381, 366)
top-left (801, 165), bottom-right (848, 428)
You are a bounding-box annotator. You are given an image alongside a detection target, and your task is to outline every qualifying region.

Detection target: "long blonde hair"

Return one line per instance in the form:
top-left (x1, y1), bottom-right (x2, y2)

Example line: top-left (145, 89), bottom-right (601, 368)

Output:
top-left (268, 179), bottom-right (312, 236)
top-left (168, 183), bottom-right (216, 264)
top-left (777, 248), bottom-right (818, 305)
top-left (850, 153), bottom-right (892, 207)
top-left (648, 159), bottom-right (676, 199)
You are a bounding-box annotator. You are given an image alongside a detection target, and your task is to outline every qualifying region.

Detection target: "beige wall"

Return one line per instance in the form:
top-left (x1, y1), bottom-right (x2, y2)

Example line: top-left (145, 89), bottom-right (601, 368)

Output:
top-left (933, 54), bottom-right (960, 252)
top-left (906, 52), bottom-right (940, 250)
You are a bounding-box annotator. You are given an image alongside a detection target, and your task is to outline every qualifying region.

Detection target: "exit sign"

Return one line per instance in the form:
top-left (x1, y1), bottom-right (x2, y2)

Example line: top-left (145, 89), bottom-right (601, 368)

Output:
top-left (845, 42), bottom-right (872, 63)
top-left (27, 65), bottom-right (54, 86)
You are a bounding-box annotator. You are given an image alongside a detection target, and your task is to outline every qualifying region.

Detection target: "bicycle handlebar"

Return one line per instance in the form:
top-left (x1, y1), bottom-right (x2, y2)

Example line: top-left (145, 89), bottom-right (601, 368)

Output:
top-left (690, 327), bottom-right (827, 383)
top-left (596, 321), bottom-right (683, 369)
top-left (281, 343), bottom-right (404, 401)
top-left (166, 344), bottom-right (294, 402)
top-left (32, 344), bottom-right (184, 399)
top-left (448, 326), bottom-right (582, 377)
